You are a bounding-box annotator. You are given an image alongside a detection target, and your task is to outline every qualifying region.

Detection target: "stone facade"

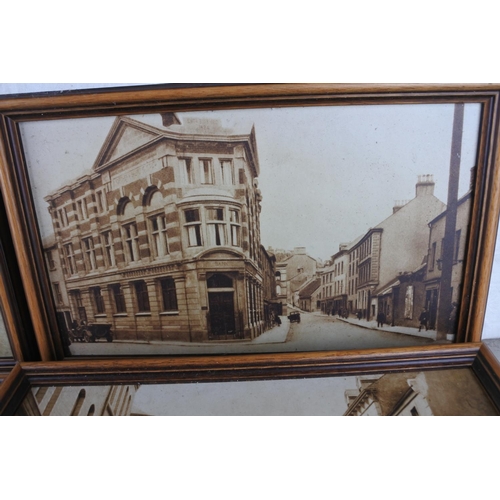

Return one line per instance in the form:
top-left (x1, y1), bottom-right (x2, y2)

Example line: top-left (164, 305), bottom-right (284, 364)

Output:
top-left (44, 114), bottom-right (275, 343)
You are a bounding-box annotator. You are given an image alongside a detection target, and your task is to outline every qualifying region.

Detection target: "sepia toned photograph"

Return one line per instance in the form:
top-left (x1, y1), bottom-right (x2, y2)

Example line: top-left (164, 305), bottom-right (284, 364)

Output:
top-left (19, 101), bottom-right (481, 356)
top-left (16, 367), bottom-right (498, 416)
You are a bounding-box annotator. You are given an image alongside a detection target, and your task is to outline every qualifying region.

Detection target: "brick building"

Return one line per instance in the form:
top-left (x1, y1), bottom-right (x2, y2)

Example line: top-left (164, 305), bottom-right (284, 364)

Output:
top-left (44, 113), bottom-right (275, 343)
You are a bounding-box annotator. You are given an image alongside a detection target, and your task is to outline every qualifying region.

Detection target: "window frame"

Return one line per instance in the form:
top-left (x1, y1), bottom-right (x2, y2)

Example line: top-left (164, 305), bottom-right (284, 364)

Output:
top-left (184, 208), bottom-right (203, 247)
top-left (133, 280), bottom-right (151, 313)
top-left (149, 213), bottom-right (169, 259)
top-left (160, 277), bottom-right (178, 312)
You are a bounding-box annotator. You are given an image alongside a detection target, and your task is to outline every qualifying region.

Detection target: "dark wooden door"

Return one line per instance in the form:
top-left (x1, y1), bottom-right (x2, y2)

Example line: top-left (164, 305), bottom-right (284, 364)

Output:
top-left (208, 292), bottom-right (236, 336)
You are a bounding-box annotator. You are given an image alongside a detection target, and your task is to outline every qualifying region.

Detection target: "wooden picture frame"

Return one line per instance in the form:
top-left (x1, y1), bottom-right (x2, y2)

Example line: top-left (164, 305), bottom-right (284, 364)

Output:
top-left (0, 84), bottom-right (499, 374)
top-left (1, 342), bottom-right (499, 415)
top-left (0, 189), bottom-right (39, 365)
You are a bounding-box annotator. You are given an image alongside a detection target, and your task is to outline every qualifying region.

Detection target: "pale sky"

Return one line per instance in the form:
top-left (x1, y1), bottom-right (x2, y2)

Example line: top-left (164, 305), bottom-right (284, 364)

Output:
top-left (20, 103), bottom-right (481, 261)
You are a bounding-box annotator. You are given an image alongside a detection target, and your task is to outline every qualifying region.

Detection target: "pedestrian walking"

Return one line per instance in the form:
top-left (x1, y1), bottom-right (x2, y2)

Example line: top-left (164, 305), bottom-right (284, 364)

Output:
top-left (376, 311), bottom-right (386, 328)
top-left (275, 315), bottom-right (282, 327)
top-left (418, 308), bottom-right (429, 332)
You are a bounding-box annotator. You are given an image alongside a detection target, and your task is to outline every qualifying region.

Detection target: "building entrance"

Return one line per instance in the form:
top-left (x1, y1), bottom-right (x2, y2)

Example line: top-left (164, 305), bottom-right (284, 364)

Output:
top-left (207, 273), bottom-right (237, 339)
top-left (425, 289), bottom-right (439, 330)
top-left (208, 292), bottom-right (236, 337)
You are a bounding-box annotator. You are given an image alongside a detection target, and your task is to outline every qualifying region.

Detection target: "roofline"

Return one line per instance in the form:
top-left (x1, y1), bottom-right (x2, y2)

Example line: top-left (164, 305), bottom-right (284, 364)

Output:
top-left (428, 191), bottom-right (472, 226)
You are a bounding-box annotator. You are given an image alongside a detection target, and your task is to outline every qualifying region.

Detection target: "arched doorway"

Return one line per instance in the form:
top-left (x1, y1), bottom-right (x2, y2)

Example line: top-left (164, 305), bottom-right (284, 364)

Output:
top-left (207, 273), bottom-right (236, 338)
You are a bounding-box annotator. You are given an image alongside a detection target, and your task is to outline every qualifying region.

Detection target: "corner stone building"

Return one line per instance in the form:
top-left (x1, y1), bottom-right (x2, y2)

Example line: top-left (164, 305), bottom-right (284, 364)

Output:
top-left (44, 114), bottom-right (274, 342)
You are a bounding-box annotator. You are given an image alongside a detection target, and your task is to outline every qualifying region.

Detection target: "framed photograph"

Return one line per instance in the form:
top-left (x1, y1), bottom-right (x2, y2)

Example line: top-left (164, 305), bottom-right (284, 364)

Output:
top-left (0, 84), bottom-right (499, 362)
top-left (1, 342), bottom-right (499, 415)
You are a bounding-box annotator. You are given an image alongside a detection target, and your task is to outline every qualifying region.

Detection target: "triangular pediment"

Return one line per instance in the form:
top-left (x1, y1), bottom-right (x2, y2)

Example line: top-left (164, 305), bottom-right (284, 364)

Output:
top-left (93, 117), bottom-right (163, 170)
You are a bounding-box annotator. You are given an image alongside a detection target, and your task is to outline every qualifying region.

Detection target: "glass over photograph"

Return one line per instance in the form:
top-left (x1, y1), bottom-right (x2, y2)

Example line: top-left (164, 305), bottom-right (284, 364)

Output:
top-left (16, 368), bottom-right (498, 416)
top-left (19, 102), bottom-right (481, 355)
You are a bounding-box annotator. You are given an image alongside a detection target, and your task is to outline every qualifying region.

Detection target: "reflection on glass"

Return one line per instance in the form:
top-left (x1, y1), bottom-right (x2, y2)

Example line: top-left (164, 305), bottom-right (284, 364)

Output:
top-left (0, 308), bottom-right (12, 357)
top-left (16, 368), bottom-right (498, 416)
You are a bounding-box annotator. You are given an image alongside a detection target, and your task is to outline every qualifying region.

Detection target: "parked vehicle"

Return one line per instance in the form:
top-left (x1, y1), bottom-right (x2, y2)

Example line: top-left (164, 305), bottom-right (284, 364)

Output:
top-left (69, 322), bottom-right (113, 343)
top-left (288, 311), bottom-right (301, 323)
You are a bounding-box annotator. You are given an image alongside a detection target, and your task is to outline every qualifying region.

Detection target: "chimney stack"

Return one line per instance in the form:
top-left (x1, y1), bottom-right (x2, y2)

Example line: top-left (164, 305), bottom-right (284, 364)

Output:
top-left (392, 200), bottom-right (409, 214)
top-left (415, 174), bottom-right (435, 197)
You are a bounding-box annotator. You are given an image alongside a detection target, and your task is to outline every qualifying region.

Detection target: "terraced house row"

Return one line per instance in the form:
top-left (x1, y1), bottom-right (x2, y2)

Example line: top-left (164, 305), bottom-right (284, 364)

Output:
top-left (43, 113), bottom-right (277, 343)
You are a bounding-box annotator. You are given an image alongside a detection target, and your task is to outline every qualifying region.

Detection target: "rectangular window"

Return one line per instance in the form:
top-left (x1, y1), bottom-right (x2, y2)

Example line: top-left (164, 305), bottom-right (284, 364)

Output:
top-left (63, 243), bottom-right (77, 275)
top-left (150, 214), bottom-right (169, 258)
top-left (101, 231), bottom-right (116, 267)
top-left (123, 223), bottom-right (140, 262)
top-left (185, 209), bottom-right (200, 223)
top-left (220, 160), bottom-right (234, 185)
top-left (454, 229), bottom-right (462, 262)
top-left (230, 223), bottom-right (240, 246)
top-left (179, 158), bottom-right (193, 184)
top-left (58, 208), bottom-right (68, 227)
top-left (110, 284), bottom-right (126, 313)
top-left (404, 285), bottom-right (414, 319)
top-left (429, 241), bottom-right (437, 271)
top-left (91, 287), bottom-right (105, 314)
top-left (46, 250), bottom-right (57, 270)
top-left (82, 237), bottom-right (97, 271)
top-left (77, 198), bottom-right (88, 220)
top-left (96, 189), bottom-right (107, 213)
top-left (160, 278), bottom-right (178, 311)
top-left (199, 159), bottom-right (214, 184)
top-left (134, 281), bottom-right (150, 312)
top-left (184, 209), bottom-right (202, 247)
top-left (53, 283), bottom-right (63, 305)
top-left (70, 290), bottom-right (87, 323)
top-left (207, 208), bottom-right (225, 246)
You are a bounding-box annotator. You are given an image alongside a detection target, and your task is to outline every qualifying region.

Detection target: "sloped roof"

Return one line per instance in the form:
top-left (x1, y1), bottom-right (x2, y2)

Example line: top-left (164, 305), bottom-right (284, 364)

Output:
top-left (298, 278), bottom-right (321, 299)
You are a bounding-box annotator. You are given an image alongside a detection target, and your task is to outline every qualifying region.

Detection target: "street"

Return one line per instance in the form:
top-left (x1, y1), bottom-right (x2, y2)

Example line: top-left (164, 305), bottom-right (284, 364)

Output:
top-left (283, 312), bottom-right (435, 351)
top-left (69, 310), bottom-right (437, 356)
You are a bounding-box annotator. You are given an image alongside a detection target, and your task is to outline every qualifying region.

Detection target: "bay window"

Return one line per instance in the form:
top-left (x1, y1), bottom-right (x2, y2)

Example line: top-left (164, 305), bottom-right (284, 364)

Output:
top-left (184, 209), bottom-right (202, 247)
top-left (206, 208), bottom-right (226, 246)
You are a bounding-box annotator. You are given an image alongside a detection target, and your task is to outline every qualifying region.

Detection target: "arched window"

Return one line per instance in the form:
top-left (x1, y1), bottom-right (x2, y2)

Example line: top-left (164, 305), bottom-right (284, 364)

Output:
top-left (275, 271), bottom-right (281, 281)
top-left (87, 404), bottom-right (95, 416)
top-left (143, 187), bottom-right (163, 209)
top-left (207, 274), bottom-right (233, 289)
top-left (70, 389), bottom-right (86, 416)
top-left (117, 197), bottom-right (133, 217)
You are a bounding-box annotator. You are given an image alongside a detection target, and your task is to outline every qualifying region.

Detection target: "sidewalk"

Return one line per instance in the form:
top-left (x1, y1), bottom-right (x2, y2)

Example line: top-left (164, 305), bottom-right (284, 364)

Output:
top-left (250, 316), bottom-right (290, 344)
top-left (337, 315), bottom-right (438, 341)
top-left (113, 315), bottom-right (291, 346)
